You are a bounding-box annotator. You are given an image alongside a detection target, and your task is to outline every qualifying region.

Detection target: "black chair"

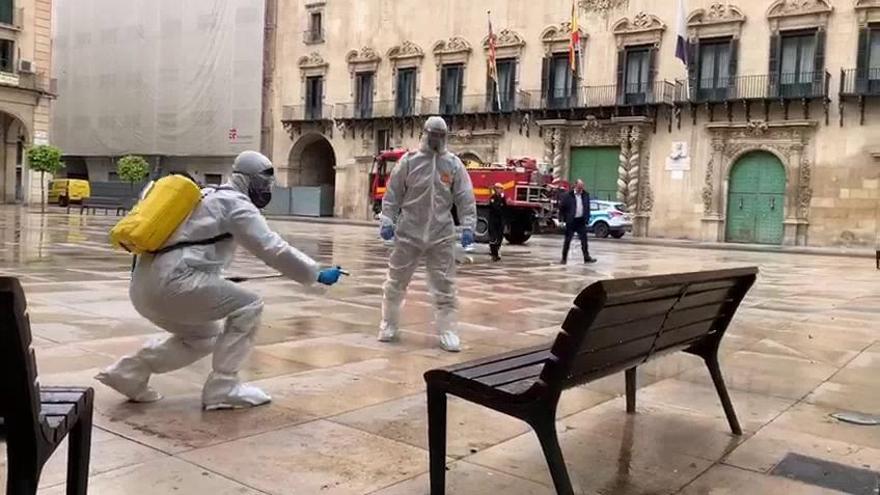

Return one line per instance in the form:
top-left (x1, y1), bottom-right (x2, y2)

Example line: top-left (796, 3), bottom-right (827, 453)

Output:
top-left (0, 277), bottom-right (95, 494)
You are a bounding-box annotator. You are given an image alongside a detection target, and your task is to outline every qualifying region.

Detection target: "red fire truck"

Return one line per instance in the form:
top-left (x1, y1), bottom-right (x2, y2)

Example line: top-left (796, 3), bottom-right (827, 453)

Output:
top-left (369, 149), bottom-right (564, 245)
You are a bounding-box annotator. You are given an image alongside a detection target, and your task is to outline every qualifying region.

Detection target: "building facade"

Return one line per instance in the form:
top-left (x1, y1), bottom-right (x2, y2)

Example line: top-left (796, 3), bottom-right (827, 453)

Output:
top-left (52, 0), bottom-right (266, 186)
top-left (272, 0), bottom-right (880, 247)
top-left (0, 0), bottom-right (53, 205)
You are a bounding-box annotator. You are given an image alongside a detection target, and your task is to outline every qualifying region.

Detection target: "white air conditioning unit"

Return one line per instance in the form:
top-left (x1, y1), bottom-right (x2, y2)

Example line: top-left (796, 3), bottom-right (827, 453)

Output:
top-left (18, 59), bottom-right (34, 73)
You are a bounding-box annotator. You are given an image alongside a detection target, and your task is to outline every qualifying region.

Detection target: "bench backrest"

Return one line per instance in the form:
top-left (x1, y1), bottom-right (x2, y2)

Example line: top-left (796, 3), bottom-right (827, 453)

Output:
top-left (539, 267), bottom-right (757, 390)
top-left (0, 277), bottom-right (42, 440)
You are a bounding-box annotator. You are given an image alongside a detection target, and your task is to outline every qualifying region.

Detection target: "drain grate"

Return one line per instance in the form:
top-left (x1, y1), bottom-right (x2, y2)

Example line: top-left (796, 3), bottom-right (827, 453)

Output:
top-left (770, 453), bottom-right (879, 495)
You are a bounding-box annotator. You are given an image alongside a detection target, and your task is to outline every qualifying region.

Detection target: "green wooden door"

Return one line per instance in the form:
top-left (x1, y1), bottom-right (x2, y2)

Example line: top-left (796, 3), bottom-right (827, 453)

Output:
top-left (726, 152), bottom-right (785, 245)
top-left (569, 147), bottom-right (619, 201)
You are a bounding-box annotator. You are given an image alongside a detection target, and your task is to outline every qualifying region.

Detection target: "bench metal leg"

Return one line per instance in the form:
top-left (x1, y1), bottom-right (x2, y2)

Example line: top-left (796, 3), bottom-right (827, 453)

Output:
top-left (427, 385), bottom-right (447, 495)
top-left (5, 443), bottom-right (40, 495)
top-left (704, 355), bottom-right (742, 435)
top-left (625, 367), bottom-right (637, 414)
top-left (531, 416), bottom-right (574, 495)
top-left (66, 390), bottom-right (94, 495)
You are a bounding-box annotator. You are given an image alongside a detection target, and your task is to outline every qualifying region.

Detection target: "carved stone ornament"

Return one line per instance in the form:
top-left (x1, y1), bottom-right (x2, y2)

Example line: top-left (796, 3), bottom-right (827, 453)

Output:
top-left (579, 0), bottom-right (629, 15)
top-left (702, 157), bottom-right (714, 213)
top-left (570, 122), bottom-right (619, 147)
top-left (798, 157), bottom-right (813, 218)
top-left (856, 0), bottom-right (880, 8)
top-left (745, 120), bottom-right (770, 136)
top-left (298, 52), bottom-right (328, 69)
top-left (688, 4), bottom-right (746, 26)
top-left (767, 0), bottom-right (833, 19)
top-left (855, 0), bottom-right (880, 26)
top-left (432, 36), bottom-right (472, 56)
top-left (387, 40), bottom-right (425, 61)
top-left (482, 29), bottom-right (526, 49)
top-left (346, 47), bottom-right (381, 65)
top-left (541, 22), bottom-right (584, 43)
top-left (612, 12), bottom-right (666, 34)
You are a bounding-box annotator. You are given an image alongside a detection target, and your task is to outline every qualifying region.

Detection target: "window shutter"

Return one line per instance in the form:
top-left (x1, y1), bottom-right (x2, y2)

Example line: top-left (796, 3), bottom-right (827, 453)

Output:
top-left (855, 26), bottom-right (871, 94)
top-left (616, 48), bottom-right (626, 104)
top-left (648, 46), bottom-right (658, 102)
top-left (768, 33), bottom-right (780, 96)
top-left (688, 40), bottom-right (699, 98)
top-left (728, 38), bottom-right (739, 98)
top-left (541, 55), bottom-right (551, 105)
top-left (813, 29), bottom-right (826, 91)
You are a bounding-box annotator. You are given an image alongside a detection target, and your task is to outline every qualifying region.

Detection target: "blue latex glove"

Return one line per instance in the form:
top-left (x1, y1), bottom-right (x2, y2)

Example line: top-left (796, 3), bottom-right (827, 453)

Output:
top-left (317, 266), bottom-right (343, 286)
top-left (380, 224), bottom-right (395, 241)
top-left (461, 229), bottom-right (475, 248)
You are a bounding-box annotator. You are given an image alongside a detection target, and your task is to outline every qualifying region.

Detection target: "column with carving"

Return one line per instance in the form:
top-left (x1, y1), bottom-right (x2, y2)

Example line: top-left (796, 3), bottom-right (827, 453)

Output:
top-left (785, 142), bottom-right (807, 246)
top-left (630, 126), bottom-right (651, 237)
top-left (700, 135), bottom-right (726, 242)
top-left (543, 130), bottom-right (555, 180)
top-left (617, 126), bottom-right (631, 206)
top-left (551, 128), bottom-right (566, 181)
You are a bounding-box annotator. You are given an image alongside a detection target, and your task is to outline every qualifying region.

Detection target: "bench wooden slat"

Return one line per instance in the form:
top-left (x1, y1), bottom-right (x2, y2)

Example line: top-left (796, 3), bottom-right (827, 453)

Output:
top-left (443, 344), bottom-right (552, 373)
top-left (576, 314), bottom-right (667, 353)
top-left (456, 349), bottom-right (552, 379)
top-left (655, 320), bottom-right (719, 349)
top-left (664, 303), bottom-right (727, 330)
top-left (569, 335), bottom-right (656, 377)
top-left (41, 391), bottom-right (89, 403)
top-left (584, 297), bottom-right (678, 329)
top-left (475, 363), bottom-right (545, 388)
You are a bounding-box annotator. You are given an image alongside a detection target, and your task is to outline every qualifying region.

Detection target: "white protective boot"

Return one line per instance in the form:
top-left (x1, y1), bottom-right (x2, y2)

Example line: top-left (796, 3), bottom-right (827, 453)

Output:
top-left (377, 321), bottom-right (400, 342)
top-left (95, 357), bottom-right (163, 403)
top-left (202, 371), bottom-right (271, 411)
top-left (439, 331), bottom-right (461, 352)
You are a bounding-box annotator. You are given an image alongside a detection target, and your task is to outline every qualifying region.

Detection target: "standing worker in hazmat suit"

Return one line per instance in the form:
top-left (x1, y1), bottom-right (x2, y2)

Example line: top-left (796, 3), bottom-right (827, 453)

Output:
top-left (97, 151), bottom-right (345, 410)
top-left (378, 116), bottom-right (476, 352)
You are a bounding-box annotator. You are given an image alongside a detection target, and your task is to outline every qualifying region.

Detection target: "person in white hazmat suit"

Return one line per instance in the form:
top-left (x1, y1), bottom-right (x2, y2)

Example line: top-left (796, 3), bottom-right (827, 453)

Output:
top-left (378, 116), bottom-right (477, 352)
top-left (97, 151), bottom-right (344, 410)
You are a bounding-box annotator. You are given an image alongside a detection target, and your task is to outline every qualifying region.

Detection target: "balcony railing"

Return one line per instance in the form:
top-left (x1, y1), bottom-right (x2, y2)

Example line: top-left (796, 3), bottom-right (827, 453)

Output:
top-left (303, 28), bottom-right (324, 44)
top-left (334, 99), bottom-right (431, 119)
top-left (526, 81), bottom-right (675, 110)
top-left (840, 68), bottom-right (880, 97)
top-left (676, 72), bottom-right (831, 103)
top-left (282, 104), bottom-right (333, 122)
top-left (422, 92), bottom-right (531, 115)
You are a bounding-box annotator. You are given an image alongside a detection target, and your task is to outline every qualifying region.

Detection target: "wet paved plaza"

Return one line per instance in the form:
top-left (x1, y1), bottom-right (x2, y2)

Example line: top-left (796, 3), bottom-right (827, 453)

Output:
top-left (1, 207), bottom-right (879, 494)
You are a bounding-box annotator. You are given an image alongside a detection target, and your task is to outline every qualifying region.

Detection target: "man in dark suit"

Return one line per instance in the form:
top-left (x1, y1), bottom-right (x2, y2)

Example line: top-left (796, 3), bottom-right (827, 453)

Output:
top-left (488, 183), bottom-right (507, 262)
top-left (559, 179), bottom-right (597, 264)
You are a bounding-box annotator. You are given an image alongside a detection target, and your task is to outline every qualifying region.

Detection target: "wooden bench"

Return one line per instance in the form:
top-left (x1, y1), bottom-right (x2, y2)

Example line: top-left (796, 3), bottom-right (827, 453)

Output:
top-left (71, 196), bottom-right (126, 216)
top-left (424, 267), bottom-right (757, 495)
top-left (0, 277), bottom-right (95, 494)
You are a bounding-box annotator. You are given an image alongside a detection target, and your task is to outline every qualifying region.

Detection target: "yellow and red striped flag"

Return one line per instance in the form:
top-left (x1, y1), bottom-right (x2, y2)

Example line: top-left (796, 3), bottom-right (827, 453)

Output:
top-left (569, 0), bottom-right (580, 72)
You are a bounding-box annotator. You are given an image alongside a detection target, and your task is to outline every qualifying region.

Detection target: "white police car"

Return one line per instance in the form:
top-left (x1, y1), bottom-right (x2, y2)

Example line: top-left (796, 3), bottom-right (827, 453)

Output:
top-left (588, 200), bottom-right (632, 238)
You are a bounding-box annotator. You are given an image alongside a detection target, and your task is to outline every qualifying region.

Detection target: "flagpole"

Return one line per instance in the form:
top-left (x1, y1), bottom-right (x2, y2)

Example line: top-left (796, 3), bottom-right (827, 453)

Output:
top-left (488, 10), bottom-right (502, 111)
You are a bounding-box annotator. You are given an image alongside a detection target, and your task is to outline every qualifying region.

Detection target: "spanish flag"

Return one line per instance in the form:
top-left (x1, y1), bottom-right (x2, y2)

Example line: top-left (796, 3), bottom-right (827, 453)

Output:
top-left (569, 0), bottom-right (580, 72)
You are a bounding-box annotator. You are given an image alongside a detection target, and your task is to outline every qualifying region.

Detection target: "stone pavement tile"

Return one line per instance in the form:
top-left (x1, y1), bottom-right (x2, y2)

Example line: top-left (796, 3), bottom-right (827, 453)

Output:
top-left (723, 422), bottom-right (880, 474)
top-left (638, 353), bottom-right (704, 380)
top-left (255, 368), bottom-right (419, 418)
top-left (371, 460), bottom-right (552, 495)
top-left (559, 398), bottom-right (745, 462)
top-left (39, 367), bottom-right (312, 454)
top-left (26, 429), bottom-right (165, 489)
top-left (258, 335), bottom-right (396, 368)
top-left (180, 419), bottom-right (426, 495)
top-left (770, 402), bottom-right (880, 451)
top-left (40, 457), bottom-right (264, 495)
top-left (579, 372), bottom-right (664, 397)
top-left (34, 344), bottom-right (116, 374)
top-left (0, 427), bottom-right (166, 489)
top-left (332, 352), bottom-right (450, 389)
top-left (467, 413), bottom-right (712, 495)
top-left (828, 351), bottom-right (880, 388)
top-left (639, 379), bottom-right (795, 431)
top-left (678, 351), bottom-right (838, 400)
top-left (805, 381), bottom-right (880, 415)
top-left (257, 315), bottom-right (375, 343)
top-left (172, 348), bottom-right (314, 384)
top-left (748, 338), bottom-right (859, 368)
top-left (680, 464), bottom-right (845, 494)
top-left (331, 393), bottom-right (529, 459)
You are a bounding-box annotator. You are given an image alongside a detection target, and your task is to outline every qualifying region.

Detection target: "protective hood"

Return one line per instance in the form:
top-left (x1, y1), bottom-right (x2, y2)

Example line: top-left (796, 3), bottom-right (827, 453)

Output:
top-left (421, 116), bottom-right (448, 154)
top-left (229, 151), bottom-right (274, 208)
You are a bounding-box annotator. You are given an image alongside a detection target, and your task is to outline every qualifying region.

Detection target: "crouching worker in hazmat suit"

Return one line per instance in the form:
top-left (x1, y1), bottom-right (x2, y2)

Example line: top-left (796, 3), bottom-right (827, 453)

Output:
top-left (378, 116), bottom-right (477, 352)
top-left (97, 151), bottom-right (344, 410)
